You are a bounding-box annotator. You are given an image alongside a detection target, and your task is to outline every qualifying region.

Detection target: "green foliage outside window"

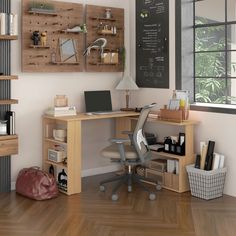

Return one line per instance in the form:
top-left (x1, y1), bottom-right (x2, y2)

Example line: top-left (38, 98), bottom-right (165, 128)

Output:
top-left (195, 18), bottom-right (236, 104)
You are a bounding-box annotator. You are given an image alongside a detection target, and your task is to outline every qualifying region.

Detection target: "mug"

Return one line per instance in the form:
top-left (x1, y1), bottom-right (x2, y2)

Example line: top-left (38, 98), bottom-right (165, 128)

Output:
top-left (53, 129), bottom-right (66, 141)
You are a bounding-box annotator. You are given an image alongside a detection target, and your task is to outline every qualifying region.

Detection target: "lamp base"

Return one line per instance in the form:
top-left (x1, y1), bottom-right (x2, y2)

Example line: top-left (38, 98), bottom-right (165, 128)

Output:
top-left (120, 108), bottom-right (135, 111)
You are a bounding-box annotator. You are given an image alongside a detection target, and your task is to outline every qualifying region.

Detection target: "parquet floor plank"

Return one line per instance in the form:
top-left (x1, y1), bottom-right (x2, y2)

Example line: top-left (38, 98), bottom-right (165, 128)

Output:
top-left (0, 173), bottom-right (236, 236)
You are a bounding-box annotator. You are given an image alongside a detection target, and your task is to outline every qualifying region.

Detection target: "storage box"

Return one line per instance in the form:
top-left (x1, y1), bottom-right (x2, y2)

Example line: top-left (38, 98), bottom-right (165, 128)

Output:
top-left (186, 164), bottom-right (227, 200)
top-left (160, 109), bottom-right (183, 122)
top-left (145, 168), bottom-right (164, 185)
top-left (48, 149), bottom-right (65, 163)
top-left (148, 159), bottom-right (167, 172)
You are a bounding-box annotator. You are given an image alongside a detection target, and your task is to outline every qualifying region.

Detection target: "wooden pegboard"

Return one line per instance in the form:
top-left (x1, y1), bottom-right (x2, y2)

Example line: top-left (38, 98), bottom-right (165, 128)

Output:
top-left (21, 0), bottom-right (84, 72)
top-left (85, 5), bottom-right (124, 72)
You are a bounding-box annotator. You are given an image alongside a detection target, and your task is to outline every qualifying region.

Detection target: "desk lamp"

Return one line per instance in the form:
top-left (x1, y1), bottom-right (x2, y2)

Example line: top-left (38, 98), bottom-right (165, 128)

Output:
top-left (116, 75), bottom-right (139, 111)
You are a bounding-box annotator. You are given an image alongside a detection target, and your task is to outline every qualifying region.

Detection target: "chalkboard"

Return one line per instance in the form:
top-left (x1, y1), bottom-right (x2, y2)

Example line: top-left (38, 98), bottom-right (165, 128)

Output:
top-left (136, 0), bottom-right (169, 88)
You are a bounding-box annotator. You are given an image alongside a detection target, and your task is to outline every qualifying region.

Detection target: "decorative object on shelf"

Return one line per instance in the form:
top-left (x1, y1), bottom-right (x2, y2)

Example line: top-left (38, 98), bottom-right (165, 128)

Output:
top-left (40, 31), bottom-right (47, 46)
top-left (115, 75), bottom-right (139, 111)
top-left (28, 0), bottom-right (55, 13)
top-left (59, 38), bottom-right (78, 63)
top-left (105, 8), bottom-right (112, 19)
top-left (61, 24), bottom-right (87, 33)
top-left (31, 30), bottom-right (40, 45)
top-left (4, 111), bottom-right (15, 135)
top-left (53, 129), bottom-right (67, 142)
top-left (58, 169), bottom-right (67, 191)
top-left (83, 37), bottom-right (107, 56)
top-left (54, 95), bottom-right (68, 107)
top-left (0, 120), bottom-right (7, 135)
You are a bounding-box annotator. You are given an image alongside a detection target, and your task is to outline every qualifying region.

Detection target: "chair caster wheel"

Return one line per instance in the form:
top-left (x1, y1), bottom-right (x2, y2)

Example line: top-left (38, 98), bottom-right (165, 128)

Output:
top-left (100, 185), bottom-right (105, 192)
top-left (156, 184), bottom-right (162, 191)
top-left (128, 186), bottom-right (132, 192)
top-left (111, 194), bottom-right (119, 201)
top-left (149, 193), bottom-right (156, 201)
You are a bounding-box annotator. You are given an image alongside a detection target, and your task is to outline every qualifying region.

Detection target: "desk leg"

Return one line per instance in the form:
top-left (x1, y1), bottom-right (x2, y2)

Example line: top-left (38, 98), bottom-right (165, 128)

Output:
top-left (115, 117), bottom-right (134, 138)
top-left (67, 120), bottom-right (81, 194)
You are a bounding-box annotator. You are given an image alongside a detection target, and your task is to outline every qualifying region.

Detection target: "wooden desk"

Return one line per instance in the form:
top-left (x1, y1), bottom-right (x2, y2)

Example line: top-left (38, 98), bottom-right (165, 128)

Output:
top-left (42, 112), bottom-right (138, 195)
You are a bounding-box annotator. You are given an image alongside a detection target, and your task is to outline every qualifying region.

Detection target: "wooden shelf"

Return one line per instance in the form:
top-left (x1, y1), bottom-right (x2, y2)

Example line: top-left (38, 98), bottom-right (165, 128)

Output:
top-left (50, 62), bottom-right (80, 65)
top-left (44, 138), bottom-right (67, 145)
top-left (45, 160), bottom-right (67, 168)
top-left (29, 45), bottom-right (50, 49)
top-left (0, 99), bottom-right (18, 105)
top-left (0, 75), bottom-right (18, 80)
top-left (90, 16), bottom-right (116, 21)
top-left (0, 135), bottom-right (18, 141)
top-left (89, 62), bottom-right (119, 66)
top-left (0, 35), bottom-right (18, 40)
top-left (152, 151), bottom-right (185, 160)
top-left (28, 10), bottom-right (57, 16)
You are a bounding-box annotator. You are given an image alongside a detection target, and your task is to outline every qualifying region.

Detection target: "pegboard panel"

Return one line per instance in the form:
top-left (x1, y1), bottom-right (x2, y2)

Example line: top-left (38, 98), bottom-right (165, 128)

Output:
top-left (85, 5), bottom-right (124, 72)
top-left (22, 0), bottom-right (84, 72)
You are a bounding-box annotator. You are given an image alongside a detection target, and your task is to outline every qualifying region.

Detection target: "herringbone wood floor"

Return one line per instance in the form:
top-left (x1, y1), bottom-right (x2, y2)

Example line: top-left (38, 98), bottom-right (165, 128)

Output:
top-left (0, 173), bottom-right (236, 236)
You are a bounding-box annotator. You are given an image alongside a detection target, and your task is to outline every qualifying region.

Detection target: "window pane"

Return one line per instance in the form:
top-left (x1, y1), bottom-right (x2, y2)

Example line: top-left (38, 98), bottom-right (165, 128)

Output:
top-left (227, 24), bottom-right (236, 50)
top-left (195, 0), bottom-right (225, 25)
top-left (227, 0), bottom-right (236, 22)
top-left (227, 51), bottom-right (236, 76)
top-left (195, 52), bottom-right (225, 77)
top-left (195, 25), bottom-right (225, 51)
top-left (195, 77), bottom-right (227, 104)
top-left (227, 79), bottom-right (236, 104)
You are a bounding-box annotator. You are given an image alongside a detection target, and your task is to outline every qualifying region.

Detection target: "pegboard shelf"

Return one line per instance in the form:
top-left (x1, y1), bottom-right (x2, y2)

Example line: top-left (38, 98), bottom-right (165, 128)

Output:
top-left (90, 16), bottom-right (116, 22)
top-left (28, 10), bottom-right (58, 16)
top-left (50, 62), bottom-right (80, 65)
top-left (89, 62), bottom-right (119, 66)
top-left (22, 0), bottom-right (84, 72)
top-left (86, 5), bottom-right (124, 72)
top-left (0, 75), bottom-right (18, 80)
top-left (29, 45), bottom-right (50, 49)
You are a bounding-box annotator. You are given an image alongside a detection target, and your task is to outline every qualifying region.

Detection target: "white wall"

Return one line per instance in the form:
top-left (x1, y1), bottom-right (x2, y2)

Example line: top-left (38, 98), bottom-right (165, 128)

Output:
top-left (10, 0), bottom-right (131, 183)
top-left (129, 0), bottom-right (236, 197)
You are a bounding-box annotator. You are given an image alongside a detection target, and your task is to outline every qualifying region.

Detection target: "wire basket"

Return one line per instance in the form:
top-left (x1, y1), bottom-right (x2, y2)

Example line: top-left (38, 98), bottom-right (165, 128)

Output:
top-left (186, 165), bottom-right (227, 200)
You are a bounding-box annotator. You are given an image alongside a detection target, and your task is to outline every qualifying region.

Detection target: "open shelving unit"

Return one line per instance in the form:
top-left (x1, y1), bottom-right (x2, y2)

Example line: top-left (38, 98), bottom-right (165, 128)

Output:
top-left (0, 0), bottom-right (19, 193)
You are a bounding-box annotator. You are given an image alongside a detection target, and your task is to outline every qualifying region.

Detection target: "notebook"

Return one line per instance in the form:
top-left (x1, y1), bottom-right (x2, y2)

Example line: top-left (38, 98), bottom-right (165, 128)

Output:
top-left (84, 90), bottom-right (121, 114)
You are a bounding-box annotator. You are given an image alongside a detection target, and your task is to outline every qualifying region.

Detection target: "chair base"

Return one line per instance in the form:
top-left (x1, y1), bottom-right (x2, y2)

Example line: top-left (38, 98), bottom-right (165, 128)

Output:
top-left (99, 165), bottom-right (159, 200)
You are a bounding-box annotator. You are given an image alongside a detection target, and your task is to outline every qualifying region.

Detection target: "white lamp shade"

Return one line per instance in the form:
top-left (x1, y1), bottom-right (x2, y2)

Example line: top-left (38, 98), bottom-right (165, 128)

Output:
top-left (115, 75), bottom-right (139, 90)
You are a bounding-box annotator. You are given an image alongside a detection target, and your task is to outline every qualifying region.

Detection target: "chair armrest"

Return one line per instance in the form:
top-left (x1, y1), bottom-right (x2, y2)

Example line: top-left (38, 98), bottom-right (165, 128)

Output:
top-left (110, 138), bottom-right (130, 143)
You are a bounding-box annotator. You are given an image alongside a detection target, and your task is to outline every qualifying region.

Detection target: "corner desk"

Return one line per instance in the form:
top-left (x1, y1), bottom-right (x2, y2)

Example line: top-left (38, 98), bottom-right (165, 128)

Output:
top-left (42, 111), bottom-right (139, 195)
top-left (42, 112), bottom-right (198, 195)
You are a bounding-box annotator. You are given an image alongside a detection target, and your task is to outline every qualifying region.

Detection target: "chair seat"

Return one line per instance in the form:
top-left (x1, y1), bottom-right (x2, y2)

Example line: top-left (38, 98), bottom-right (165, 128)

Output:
top-left (101, 144), bottom-right (138, 160)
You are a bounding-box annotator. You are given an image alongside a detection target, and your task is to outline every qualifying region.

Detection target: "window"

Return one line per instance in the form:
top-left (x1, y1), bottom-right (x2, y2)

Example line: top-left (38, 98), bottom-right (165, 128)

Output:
top-left (194, 0), bottom-right (236, 107)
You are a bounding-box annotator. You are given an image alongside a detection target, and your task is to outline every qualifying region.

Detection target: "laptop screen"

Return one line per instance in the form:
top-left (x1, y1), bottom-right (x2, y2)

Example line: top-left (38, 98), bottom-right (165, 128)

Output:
top-left (84, 90), bottom-right (112, 112)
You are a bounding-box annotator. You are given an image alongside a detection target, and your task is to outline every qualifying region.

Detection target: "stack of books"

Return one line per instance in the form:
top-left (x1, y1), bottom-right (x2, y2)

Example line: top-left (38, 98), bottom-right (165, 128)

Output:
top-left (0, 12), bottom-right (18, 35)
top-left (45, 106), bottom-right (77, 117)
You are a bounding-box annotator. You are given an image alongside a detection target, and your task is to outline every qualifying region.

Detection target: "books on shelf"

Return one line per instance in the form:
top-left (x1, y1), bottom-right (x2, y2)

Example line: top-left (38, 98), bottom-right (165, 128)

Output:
top-left (45, 106), bottom-right (77, 117)
top-left (0, 12), bottom-right (18, 35)
top-left (5, 111), bottom-right (15, 135)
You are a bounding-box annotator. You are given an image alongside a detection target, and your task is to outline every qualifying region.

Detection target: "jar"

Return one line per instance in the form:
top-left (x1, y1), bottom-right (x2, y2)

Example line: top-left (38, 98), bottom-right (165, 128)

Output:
top-left (105, 8), bottom-right (111, 19)
top-left (54, 95), bottom-right (68, 107)
top-left (0, 120), bottom-right (7, 135)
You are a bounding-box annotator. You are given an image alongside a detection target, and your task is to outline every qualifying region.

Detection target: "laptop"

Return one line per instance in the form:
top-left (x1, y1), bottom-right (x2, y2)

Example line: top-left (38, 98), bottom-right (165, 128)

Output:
top-left (84, 90), bottom-right (122, 115)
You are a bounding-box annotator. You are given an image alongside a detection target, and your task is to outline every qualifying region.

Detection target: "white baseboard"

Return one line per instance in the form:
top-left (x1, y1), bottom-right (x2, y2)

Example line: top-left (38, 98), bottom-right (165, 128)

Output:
top-left (81, 165), bottom-right (120, 177)
top-left (11, 165), bottom-right (120, 190)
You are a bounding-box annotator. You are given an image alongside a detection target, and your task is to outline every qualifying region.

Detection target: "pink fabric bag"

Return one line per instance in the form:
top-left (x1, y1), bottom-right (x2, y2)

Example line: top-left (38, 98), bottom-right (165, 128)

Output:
top-left (16, 167), bottom-right (58, 200)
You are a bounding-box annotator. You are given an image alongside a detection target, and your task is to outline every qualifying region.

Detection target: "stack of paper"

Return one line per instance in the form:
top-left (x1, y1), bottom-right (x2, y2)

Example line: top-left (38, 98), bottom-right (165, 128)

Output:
top-left (45, 106), bottom-right (77, 117)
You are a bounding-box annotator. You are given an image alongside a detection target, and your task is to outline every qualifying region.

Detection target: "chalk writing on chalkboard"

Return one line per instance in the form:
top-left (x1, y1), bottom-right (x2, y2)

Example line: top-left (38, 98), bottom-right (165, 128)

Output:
top-left (136, 0), bottom-right (169, 88)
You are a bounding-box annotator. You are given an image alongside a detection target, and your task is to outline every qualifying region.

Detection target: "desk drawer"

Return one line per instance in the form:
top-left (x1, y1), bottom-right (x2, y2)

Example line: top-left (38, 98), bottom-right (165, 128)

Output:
top-left (0, 136), bottom-right (18, 156)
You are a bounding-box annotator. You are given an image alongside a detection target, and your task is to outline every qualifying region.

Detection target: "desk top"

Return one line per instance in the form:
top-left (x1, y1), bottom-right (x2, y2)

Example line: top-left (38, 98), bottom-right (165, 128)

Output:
top-left (43, 111), bottom-right (139, 121)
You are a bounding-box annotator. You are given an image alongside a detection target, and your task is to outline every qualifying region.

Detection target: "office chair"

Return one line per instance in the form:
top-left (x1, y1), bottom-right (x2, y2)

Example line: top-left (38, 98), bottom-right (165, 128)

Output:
top-left (99, 103), bottom-right (161, 201)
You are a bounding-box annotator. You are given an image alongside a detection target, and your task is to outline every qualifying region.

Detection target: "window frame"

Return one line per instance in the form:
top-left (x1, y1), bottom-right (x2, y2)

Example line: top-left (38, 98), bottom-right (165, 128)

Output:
top-left (175, 0), bottom-right (236, 114)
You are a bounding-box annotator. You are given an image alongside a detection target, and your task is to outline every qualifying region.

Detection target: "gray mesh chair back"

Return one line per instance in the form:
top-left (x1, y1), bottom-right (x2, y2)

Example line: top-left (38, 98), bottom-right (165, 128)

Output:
top-left (132, 104), bottom-right (156, 163)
